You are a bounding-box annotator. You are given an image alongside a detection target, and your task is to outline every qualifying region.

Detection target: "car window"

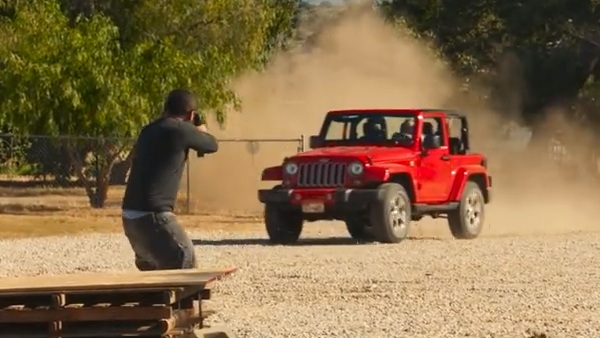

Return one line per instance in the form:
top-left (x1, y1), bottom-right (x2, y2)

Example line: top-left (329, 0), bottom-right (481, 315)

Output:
top-left (325, 119), bottom-right (348, 140)
top-left (324, 113), bottom-right (416, 143)
top-left (422, 117), bottom-right (446, 147)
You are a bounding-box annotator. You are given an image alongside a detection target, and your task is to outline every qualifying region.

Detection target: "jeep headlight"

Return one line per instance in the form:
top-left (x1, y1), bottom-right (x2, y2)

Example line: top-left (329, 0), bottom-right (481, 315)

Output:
top-left (348, 162), bottom-right (364, 176)
top-left (284, 162), bottom-right (298, 175)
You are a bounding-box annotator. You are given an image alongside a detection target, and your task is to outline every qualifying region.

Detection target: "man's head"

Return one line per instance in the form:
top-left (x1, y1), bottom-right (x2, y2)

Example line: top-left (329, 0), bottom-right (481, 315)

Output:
top-left (400, 119), bottom-right (415, 136)
top-left (363, 119), bottom-right (377, 135)
top-left (164, 89), bottom-right (197, 121)
top-left (362, 117), bottom-right (386, 140)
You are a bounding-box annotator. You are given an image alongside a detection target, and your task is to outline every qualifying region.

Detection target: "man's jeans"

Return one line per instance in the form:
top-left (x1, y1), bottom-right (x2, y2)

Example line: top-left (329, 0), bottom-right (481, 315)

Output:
top-left (122, 212), bottom-right (197, 271)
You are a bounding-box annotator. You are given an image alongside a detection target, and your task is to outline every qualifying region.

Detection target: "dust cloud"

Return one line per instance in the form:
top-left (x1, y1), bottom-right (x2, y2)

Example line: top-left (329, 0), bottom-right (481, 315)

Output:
top-left (483, 107), bottom-right (600, 238)
top-left (188, 4), bottom-right (599, 237)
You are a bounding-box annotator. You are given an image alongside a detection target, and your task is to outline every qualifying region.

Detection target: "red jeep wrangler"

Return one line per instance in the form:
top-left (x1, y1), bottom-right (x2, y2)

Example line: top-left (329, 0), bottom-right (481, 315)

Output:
top-left (258, 109), bottom-right (492, 244)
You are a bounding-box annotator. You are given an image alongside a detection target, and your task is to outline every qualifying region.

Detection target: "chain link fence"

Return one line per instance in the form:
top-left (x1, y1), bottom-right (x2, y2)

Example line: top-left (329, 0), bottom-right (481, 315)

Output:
top-left (0, 134), bottom-right (135, 208)
top-left (0, 133), bottom-right (304, 213)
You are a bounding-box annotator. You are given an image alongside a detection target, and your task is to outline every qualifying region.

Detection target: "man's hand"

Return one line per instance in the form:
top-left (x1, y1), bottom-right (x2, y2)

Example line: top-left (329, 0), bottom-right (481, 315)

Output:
top-left (184, 121), bottom-right (218, 155)
top-left (196, 124), bottom-right (208, 133)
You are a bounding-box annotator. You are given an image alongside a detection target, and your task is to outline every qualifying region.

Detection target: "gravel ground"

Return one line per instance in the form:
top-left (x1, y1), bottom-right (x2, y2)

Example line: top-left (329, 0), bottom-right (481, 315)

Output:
top-left (1, 217), bottom-right (600, 338)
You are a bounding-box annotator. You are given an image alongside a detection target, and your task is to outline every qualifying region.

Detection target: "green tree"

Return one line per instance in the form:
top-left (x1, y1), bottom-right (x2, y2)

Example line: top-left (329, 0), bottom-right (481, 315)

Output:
top-left (57, 0), bottom-right (302, 120)
top-left (0, 1), bottom-right (146, 207)
top-left (0, 1), bottom-right (223, 207)
top-left (0, 0), bottom-right (301, 207)
top-left (378, 0), bottom-right (600, 126)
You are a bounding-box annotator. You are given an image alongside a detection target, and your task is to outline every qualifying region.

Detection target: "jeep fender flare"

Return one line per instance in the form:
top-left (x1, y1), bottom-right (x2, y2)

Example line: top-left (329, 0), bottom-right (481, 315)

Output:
top-left (261, 166), bottom-right (283, 181)
top-left (368, 164), bottom-right (417, 202)
top-left (448, 166), bottom-right (490, 202)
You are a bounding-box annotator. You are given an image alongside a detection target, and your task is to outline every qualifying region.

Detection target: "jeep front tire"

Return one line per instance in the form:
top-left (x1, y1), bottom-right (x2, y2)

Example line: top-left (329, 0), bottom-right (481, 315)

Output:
top-left (369, 183), bottom-right (411, 243)
top-left (264, 203), bottom-right (303, 244)
top-left (448, 181), bottom-right (485, 239)
top-left (344, 216), bottom-right (374, 242)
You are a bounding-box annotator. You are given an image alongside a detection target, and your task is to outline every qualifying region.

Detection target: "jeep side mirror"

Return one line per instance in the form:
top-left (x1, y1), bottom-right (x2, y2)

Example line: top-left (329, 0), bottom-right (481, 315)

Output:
top-left (309, 135), bottom-right (323, 149)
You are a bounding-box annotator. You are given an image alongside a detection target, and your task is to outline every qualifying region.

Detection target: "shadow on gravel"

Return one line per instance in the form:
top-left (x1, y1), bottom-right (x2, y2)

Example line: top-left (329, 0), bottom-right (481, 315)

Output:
top-left (192, 236), bottom-right (441, 246)
top-left (192, 237), bottom-right (357, 246)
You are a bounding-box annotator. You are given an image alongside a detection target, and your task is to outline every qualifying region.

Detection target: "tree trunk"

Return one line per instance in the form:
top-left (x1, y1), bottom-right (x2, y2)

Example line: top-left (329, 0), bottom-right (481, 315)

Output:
top-left (89, 172), bottom-right (109, 208)
top-left (65, 139), bottom-right (125, 209)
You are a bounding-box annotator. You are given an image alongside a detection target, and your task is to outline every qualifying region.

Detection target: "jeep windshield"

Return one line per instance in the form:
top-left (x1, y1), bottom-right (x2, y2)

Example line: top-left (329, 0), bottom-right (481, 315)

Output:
top-left (319, 112), bottom-right (418, 147)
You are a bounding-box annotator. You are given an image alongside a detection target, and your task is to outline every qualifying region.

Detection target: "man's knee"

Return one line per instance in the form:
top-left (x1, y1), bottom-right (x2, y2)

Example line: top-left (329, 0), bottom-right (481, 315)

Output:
top-left (123, 217), bottom-right (158, 271)
top-left (153, 213), bottom-right (197, 269)
top-left (135, 252), bottom-right (157, 271)
top-left (155, 243), bottom-right (196, 269)
top-left (179, 243), bottom-right (197, 269)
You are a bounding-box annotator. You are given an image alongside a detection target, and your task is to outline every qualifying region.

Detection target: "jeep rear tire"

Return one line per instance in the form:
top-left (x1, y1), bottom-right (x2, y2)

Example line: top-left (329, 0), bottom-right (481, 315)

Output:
top-left (344, 217), bottom-right (374, 242)
top-left (448, 181), bottom-right (485, 239)
top-left (264, 203), bottom-right (303, 244)
top-left (369, 183), bottom-right (411, 243)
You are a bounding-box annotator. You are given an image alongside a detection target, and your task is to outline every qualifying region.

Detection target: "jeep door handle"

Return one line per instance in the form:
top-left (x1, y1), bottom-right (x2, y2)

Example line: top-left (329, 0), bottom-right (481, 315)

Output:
top-left (440, 155), bottom-right (450, 161)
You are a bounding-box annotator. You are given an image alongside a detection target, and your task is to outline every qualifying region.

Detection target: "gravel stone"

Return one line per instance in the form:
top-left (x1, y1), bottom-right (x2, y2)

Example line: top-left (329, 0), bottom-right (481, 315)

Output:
top-left (1, 222), bottom-right (599, 338)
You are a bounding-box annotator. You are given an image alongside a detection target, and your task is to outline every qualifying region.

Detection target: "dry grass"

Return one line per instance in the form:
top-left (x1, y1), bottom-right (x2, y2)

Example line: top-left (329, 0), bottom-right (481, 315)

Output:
top-left (0, 186), bottom-right (263, 239)
top-left (0, 213), bottom-right (264, 239)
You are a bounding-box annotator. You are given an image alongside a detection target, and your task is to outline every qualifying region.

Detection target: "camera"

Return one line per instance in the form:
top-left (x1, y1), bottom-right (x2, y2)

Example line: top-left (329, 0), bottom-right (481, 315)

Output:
top-left (193, 112), bottom-right (205, 126)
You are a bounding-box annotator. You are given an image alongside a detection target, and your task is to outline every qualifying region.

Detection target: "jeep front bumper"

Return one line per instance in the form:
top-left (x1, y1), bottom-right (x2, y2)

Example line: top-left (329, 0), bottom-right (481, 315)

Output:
top-left (258, 188), bottom-right (378, 210)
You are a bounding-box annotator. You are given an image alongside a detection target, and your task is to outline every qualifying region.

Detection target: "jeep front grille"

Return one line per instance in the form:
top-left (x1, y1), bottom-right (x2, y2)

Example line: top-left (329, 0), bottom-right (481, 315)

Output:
top-left (297, 162), bottom-right (347, 187)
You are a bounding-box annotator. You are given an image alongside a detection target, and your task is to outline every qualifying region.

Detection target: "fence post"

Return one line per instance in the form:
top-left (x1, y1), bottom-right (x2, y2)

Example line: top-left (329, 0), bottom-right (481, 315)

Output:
top-left (186, 160), bottom-right (191, 214)
top-left (94, 137), bottom-right (102, 208)
top-left (8, 134), bottom-right (13, 175)
top-left (298, 134), bottom-right (305, 153)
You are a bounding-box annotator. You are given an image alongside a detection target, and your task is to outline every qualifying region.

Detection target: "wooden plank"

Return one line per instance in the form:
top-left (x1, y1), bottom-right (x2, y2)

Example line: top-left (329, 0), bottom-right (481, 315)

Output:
top-left (0, 323), bottom-right (46, 338)
top-left (57, 321), bottom-right (168, 337)
top-left (0, 333), bottom-right (185, 338)
top-left (0, 306), bottom-right (172, 323)
top-left (0, 313), bottom-right (204, 338)
top-left (0, 291), bottom-right (189, 310)
top-left (63, 289), bottom-right (180, 307)
top-left (61, 286), bottom-right (206, 307)
top-left (0, 268), bottom-right (237, 295)
top-left (0, 295), bottom-right (54, 309)
top-left (0, 292), bottom-right (179, 309)
top-left (0, 321), bottom-right (164, 337)
top-left (0, 335), bottom-right (168, 338)
top-left (0, 328), bottom-right (195, 338)
top-left (160, 309), bottom-right (200, 333)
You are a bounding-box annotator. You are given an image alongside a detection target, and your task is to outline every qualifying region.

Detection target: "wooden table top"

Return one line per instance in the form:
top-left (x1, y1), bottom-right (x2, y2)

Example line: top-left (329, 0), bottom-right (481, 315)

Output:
top-left (0, 267), bottom-right (237, 294)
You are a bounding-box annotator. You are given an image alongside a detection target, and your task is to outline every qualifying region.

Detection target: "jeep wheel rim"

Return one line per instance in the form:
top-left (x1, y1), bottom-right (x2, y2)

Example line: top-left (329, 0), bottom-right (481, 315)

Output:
top-left (389, 195), bottom-right (407, 235)
top-left (465, 192), bottom-right (482, 229)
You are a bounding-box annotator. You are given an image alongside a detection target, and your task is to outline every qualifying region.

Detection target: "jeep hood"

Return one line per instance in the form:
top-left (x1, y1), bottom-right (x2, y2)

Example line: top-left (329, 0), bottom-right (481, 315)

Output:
top-left (292, 146), bottom-right (416, 164)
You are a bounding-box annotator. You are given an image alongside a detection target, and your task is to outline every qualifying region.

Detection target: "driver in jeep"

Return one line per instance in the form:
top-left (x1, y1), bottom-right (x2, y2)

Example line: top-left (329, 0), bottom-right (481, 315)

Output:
top-left (360, 118), bottom-right (386, 142)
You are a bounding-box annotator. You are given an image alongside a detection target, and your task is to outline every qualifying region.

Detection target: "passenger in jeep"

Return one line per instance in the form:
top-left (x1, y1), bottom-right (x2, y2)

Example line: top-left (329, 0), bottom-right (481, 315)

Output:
top-left (393, 119), bottom-right (415, 142)
top-left (422, 122), bottom-right (441, 148)
top-left (400, 119), bottom-right (415, 135)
